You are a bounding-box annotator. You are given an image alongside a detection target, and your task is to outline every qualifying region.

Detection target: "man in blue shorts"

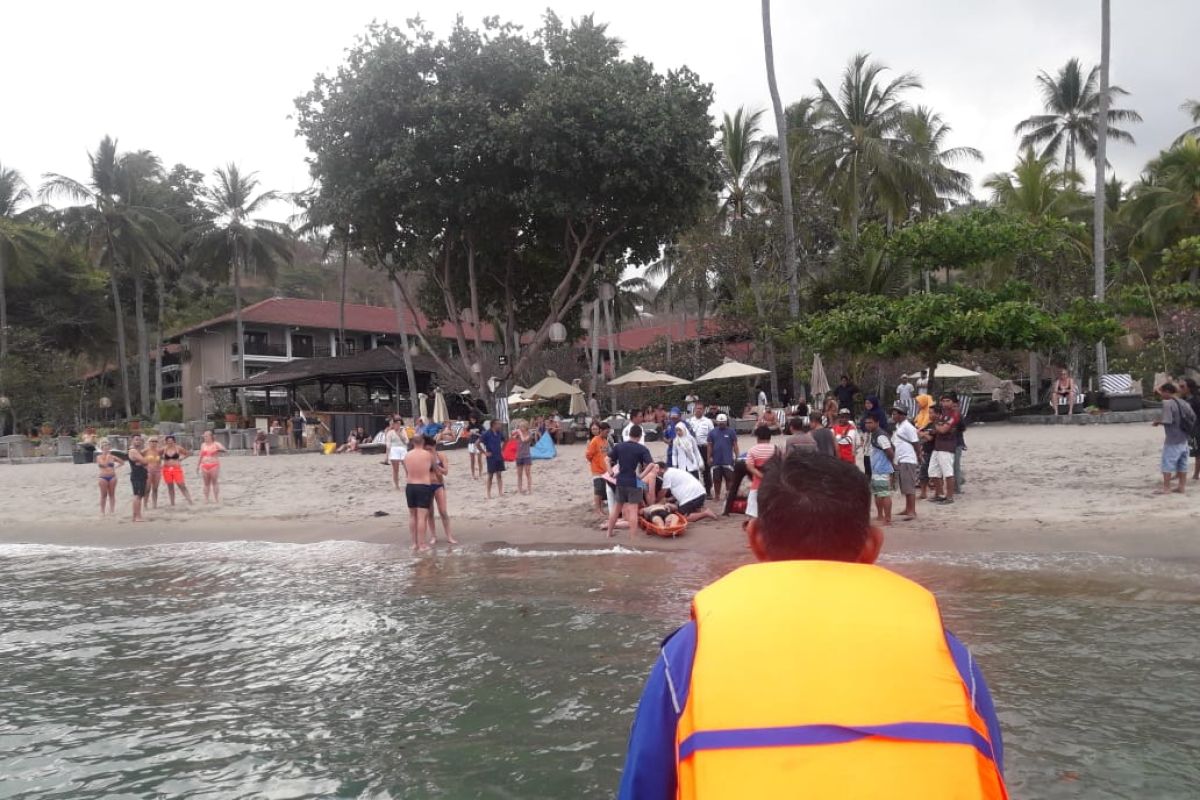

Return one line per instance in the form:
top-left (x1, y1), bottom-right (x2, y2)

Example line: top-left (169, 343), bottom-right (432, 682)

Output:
top-left (1154, 382), bottom-right (1195, 495)
top-left (707, 414), bottom-right (739, 503)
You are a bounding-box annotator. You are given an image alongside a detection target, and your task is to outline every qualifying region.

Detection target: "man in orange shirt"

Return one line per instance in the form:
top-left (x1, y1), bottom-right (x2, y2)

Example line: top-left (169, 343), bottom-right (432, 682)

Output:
top-left (585, 421), bottom-right (612, 517)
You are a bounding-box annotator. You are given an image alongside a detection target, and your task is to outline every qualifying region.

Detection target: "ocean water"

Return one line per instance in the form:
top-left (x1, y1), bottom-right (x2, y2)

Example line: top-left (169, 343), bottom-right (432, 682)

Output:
top-left (1, 540), bottom-right (1198, 799)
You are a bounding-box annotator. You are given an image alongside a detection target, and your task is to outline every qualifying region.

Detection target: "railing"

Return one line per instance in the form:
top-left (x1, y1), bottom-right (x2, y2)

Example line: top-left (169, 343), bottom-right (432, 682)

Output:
top-left (231, 343), bottom-right (288, 357)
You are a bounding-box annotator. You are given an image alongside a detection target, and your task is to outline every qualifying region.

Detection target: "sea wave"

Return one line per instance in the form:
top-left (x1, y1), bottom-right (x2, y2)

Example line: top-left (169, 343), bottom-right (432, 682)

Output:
top-left (488, 545), bottom-right (654, 558)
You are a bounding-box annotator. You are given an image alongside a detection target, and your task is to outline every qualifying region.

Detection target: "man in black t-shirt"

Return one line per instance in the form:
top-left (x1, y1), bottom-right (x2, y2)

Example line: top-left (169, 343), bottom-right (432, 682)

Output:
top-left (606, 424), bottom-right (655, 540)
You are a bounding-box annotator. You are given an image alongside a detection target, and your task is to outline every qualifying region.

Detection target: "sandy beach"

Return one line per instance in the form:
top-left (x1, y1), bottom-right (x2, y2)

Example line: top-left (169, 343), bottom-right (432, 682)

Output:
top-left (3, 422), bottom-right (1199, 561)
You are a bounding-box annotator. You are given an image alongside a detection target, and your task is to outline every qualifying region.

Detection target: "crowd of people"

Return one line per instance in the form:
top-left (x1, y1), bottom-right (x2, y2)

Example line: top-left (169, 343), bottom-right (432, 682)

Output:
top-left (92, 431), bottom-right (218, 520)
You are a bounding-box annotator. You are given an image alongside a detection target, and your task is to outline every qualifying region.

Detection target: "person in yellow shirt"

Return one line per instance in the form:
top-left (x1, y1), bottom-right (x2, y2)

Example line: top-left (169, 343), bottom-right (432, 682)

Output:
top-left (584, 421), bottom-right (611, 517)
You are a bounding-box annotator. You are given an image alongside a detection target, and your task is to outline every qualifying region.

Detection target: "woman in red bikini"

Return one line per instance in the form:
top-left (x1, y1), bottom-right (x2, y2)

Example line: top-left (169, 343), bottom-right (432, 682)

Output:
top-left (197, 430), bottom-right (227, 503)
top-left (160, 435), bottom-right (194, 506)
top-left (95, 439), bottom-right (124, 516)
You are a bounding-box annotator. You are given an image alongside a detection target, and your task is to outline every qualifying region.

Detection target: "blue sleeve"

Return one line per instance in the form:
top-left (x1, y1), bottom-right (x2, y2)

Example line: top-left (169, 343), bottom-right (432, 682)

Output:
top-left (945, 631), bottom-right (1005, 775)
top-left (618, 622), bottom-right (696, 800)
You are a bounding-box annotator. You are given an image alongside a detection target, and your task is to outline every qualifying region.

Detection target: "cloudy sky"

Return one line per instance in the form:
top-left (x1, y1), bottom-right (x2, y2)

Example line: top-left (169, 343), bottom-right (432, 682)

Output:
top-left (3, 0), bottom-right (1197, 217)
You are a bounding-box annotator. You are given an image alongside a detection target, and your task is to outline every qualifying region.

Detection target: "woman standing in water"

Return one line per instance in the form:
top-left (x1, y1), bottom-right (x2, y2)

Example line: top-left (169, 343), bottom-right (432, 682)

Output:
top-left (512, 418), bottom-right (534, 494)
top-left (160, 435), bottom-right (194, 506)
top-left (95, 439), bottom-right (124, 516)
top-left (423, 436), bottom-right (458, 545)
top-left (144, 436), bottom-right (163, 509)
top-left (197, 430), bottom-right (227, 503)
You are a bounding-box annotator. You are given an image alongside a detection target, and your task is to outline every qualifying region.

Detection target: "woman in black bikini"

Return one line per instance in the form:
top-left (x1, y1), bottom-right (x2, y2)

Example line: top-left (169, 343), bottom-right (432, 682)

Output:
top-left (160, 435), bottom-right (194, 506)
top-left (1052, 368), bottom-right (1077, 417)
top-left (95, 439), bottom-right (124, 516)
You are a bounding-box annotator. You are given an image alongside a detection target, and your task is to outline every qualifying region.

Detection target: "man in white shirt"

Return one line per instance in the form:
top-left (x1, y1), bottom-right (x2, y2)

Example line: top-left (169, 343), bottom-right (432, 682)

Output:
top-left (890, 405), bottom-right (921, 520)
top-left (896, 377), bottom-right (916, 417)
top-left (650, 463), bottom-right (716, 523)
top-left (757, 385), bottom-right (768, 413)
top-left (689, 403), bottom-right (715, 497)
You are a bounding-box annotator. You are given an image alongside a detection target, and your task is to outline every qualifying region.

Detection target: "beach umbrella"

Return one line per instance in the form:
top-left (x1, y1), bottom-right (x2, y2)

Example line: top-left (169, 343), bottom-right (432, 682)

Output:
top-left (904, 363), bottom-right (980, 379)
top-left (973, 368), bottom-right (1024, 394)
top-left (607, 366), bottom-right (691, 388)
top-left (432, 388), bottom-right (449, 424)
top-left (507, 392), bottom-right (535, 409)
top-left (693, 358), bottom-right (770, 382)
top-left (569, 380), bottom-right (588, 415)
top-left (523, 371), bottom-right (584, 400)
top-left (810, 353), bottom-right (831, 398)
top-left (416, 392), bottom-right (429, 421)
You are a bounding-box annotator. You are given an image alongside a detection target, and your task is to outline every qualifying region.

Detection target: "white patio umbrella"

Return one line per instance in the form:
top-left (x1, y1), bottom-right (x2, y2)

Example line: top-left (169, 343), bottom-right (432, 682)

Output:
top-left (432, 388), bottom-right (449, 424)
top-left (569, 379), bottom-right (588, 415)
top-left (904, 363), bottom-right (980, 380)
top-left (416, 392), bottom-right (429, 421)
top-left (693, 358), bottom-right (770, 382)
top-left (523, 371), bottom-right (584, 400)
top-left (607, 366), bottom-right (691, 388)
top-left (507, 392), bottom-right (535, 409)
top-left (810, 353), bottom-right (831, 398)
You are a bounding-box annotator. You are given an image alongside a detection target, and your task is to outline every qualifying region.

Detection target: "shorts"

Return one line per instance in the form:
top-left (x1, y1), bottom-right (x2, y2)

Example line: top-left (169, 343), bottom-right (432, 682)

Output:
top-left (389, 446), bottom-right (407, 462)
top-left (487, 457), bottom-right (505, 475)
top-left (614, 485), bottom-right (643, 505)
top-left (745, 489), bottom-right (759, 518)
top-left (405, 483), bottom-right (434, 509)
top-left (871, 476), bottom-right (892, 498)
top-left (162, 465), bottom-right (185, 485)
top-left (1162, 442), bottom-right (1190, 474)
top-left (467, 443), bottom-right (479, 455)
top-left (677, 495), bottom-right (705, 515)
top-left (593, 477), bottom-right (608, 498)
top-left (928, 451), bottom-right (955, 480)
top-left (711, 465), bottom-right (733, 483)
top-left (130, 475), bottom-right (148, 498)
top-left (516, 456), bottom-right (532, 466)
top-left (896, 462), bottom-right (918, 496)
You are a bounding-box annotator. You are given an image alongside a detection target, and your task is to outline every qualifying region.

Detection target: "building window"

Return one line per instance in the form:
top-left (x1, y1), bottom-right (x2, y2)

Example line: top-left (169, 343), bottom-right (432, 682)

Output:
top-left (292, 334), bottom-right (314, 358)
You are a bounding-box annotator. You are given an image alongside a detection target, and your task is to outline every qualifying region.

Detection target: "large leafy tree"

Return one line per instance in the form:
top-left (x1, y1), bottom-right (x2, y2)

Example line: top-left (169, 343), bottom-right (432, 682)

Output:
top-left (898, 106), bottom-right (981, 218)
top-left (0, 164), bottom-right (54, 369)
top-left (984, 149), bottom-right (1085, 220)
top-left (1125, 136), bottom-right (1200, 282)
top-left (1014, 57), bottom-right (1141, 175)
top-left (295, 14), bottom-right (717, 401)
top-left (42, 137), bottom-right (177, 419)
top-left (189, 164), bottom-right (293, 414)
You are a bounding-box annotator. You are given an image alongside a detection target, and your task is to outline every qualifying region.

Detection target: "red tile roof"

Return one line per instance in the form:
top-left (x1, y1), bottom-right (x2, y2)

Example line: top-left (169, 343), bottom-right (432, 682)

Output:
top-left (593, 318), bottom-right (735, 352)
top-left (169, 297), bottom-right (500, 342)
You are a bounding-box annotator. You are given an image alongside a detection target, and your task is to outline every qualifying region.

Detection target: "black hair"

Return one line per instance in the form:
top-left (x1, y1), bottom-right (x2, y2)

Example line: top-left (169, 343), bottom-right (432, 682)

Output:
top-left (627, 424), bottom-right (643, 439)
top-left (655, 461), bottom-right (668, 471)
top-left (597, 421), bottom-right (611, 431)
top-left (1184, 378), bottom-right (1199, 393)
top-left (754, 425), bottom-right (772, 441)
top-left (1160, 382), bottom-right (1178, 394)
top-left (756, 449), bottom-right (871, 562)
top-left (787, 416), bottom-right (805, 433)
top-left (939, 391), bottom-right (956, 401)
top-left (808, 411), bottom-right (823, 425)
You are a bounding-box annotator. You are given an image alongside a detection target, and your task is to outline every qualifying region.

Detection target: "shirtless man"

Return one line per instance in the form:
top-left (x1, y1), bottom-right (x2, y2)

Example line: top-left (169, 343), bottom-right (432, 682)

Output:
top-left (403, 434), bottom-right (436, 551)
top-left (127, 435), bottom-right (149, 523)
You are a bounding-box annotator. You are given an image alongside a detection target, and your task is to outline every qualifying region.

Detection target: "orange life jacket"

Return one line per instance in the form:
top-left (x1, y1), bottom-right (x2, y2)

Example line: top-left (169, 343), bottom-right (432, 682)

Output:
top-left (676, 560), bottom-right (1007, 799)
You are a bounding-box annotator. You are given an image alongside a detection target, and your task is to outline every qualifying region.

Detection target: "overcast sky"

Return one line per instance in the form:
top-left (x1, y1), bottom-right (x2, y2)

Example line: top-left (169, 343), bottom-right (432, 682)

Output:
top-left (3, 0), bottom-right (1197, 218)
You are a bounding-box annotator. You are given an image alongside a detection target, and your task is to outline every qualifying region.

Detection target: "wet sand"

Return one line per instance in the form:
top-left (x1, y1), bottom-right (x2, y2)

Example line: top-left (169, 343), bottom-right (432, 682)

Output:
top-left (3, 423), bottom-right (1199, 561)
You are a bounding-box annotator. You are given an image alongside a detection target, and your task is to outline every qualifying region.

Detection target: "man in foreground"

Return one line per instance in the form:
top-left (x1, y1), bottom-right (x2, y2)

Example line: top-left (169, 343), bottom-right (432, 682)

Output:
top-left (403, 435), bottom-right (435, 551)
top-left (890, 404), bottom-right (921, 520)
top-left (1153, 382), bottom-right (1195, 495)
top-left (618, 450), bottom-right (1006, 799)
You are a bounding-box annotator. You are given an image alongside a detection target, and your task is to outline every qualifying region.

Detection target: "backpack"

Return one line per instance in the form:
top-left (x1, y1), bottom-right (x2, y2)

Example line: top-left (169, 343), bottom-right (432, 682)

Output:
top-left (1173, 399), bottom-right (1197, 436)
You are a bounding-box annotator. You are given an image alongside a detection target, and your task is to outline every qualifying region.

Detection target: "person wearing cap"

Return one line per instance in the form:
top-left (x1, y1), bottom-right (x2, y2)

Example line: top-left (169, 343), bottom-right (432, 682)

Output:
top-left (707, 413), bottom-right (739, 502)
top-left (689, 403), bottom-right (715, 497)
top-left (832, 408), bottom-right (857, 464)
top-left (890, 405), bottom-right (921, 520)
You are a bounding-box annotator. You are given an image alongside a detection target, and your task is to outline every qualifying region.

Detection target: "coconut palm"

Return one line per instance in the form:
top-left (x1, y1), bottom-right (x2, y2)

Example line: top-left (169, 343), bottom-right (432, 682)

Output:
top-left (984, 149), bottom-right (1085, 219)
top-left (1177, 100), bottom-right (1200, 145)
top-left (1125, 136), bottom-right (1200, 273)
top-left (812, 53), bottom-right (924, 237)
top-left (898, 106), bottom-right (982, 218)
top-left (0, 165), bottom-right (55, 368)
top-left (1014, 58), bottom-right (1141, 175)
top-left (718, 107), bottom-right (771, 222)
top-left (41, 137), bottom-right (177, 419)
top-left (189, 164), bottom-right (292, 414)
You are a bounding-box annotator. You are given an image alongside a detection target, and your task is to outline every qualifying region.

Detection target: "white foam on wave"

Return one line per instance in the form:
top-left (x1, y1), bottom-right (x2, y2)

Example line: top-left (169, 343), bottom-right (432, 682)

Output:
top-left (0, 543), bottom-right (109, 557)
top-left (489, 545), bottom-right (654, 558)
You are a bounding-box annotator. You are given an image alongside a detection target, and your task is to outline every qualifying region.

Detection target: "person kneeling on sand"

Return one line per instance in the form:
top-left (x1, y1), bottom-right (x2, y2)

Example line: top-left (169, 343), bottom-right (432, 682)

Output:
top-left (605, 424), bottom-right (655, 540)
top-left (648, 462), bottom-right (716, 524)
top-left (618, 450), bottom-right (1007, 799)
top-left (404, 435), bottom-right (436, 552)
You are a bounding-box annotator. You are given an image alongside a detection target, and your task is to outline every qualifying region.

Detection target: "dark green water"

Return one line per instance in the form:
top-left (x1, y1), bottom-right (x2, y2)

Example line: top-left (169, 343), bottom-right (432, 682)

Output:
top-left (1, 542), bottom-right (1198, 799)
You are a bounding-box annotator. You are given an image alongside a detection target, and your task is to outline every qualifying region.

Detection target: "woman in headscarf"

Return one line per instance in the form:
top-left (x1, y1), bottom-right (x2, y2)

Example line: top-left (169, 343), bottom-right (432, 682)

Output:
top-left (859, 396), bottom-right (891, 475)
top-left (672, 421), bottom-right (703, 483)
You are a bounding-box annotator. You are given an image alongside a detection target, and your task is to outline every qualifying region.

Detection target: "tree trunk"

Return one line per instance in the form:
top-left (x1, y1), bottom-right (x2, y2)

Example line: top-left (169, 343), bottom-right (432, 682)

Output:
top-left (233, 245), bottom-right (248, 418)
top-left (603, 296), bottom-right (617, 411)
top-left (1092, 0), bottom-right (1111, 376)
top-left (0, 245), bottom-right (8, 397)
top-left (391, 279), bottom-right (421, 418)
top-left (590, 299), bottom-right (601, 398)
top-left (155, 272), bottom-right (165, 412)
top-left (465, 239), bottom-right (488, 400)
top-left (761, 0), bottom-right (800, 320)
top-left (107, 260), bottom-right (133, 421)
top-left (338, 238), bottom-right (348, 357)
top-left (133, 270), bottom-right (150, 417)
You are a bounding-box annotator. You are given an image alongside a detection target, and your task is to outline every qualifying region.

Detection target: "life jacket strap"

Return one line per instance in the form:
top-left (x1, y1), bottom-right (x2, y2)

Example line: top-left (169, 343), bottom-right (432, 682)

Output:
top-left (679, 722), bottom-right (994, 763)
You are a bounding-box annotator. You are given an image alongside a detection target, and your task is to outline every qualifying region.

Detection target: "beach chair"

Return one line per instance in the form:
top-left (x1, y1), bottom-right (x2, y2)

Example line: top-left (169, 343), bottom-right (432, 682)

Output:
top-left (958, 395), bottom-right (972, 419)
top-left (1054, 389), bottom-right (1086, 413)
top-left (1099, 373), bottom-right (1142, 412)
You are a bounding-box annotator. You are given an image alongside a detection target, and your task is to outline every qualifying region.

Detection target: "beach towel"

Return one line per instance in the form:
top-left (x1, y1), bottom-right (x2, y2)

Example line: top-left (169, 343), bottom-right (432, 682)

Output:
top-left (530, 433), bottom-right (557, 460)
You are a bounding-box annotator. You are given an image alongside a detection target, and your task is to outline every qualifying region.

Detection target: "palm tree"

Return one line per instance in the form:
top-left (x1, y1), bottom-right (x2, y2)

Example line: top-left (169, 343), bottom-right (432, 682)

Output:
top-left (1177, 99), bottom-right (1200, 145)
top-left (812, 53), bottom-right (924, 238)
top-left (0, 165), bottom-right (55, 369)
top-left (1125, 136), bottom-right (1200, 281)
top-left (717, 107), bottom-right (771, 222)
top-left (1014, 58), bottom-right (1141, 175)
top-left (898, 106), bottom-right (982, 218)
top-left (984, 149), bottom-right (1084, 219)
top-left (42, 137), bottom-right (177, 419)
top-left (189, 164), bottom-right (292, 415)
top-left (760, 0), bottom-right (800, 328)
